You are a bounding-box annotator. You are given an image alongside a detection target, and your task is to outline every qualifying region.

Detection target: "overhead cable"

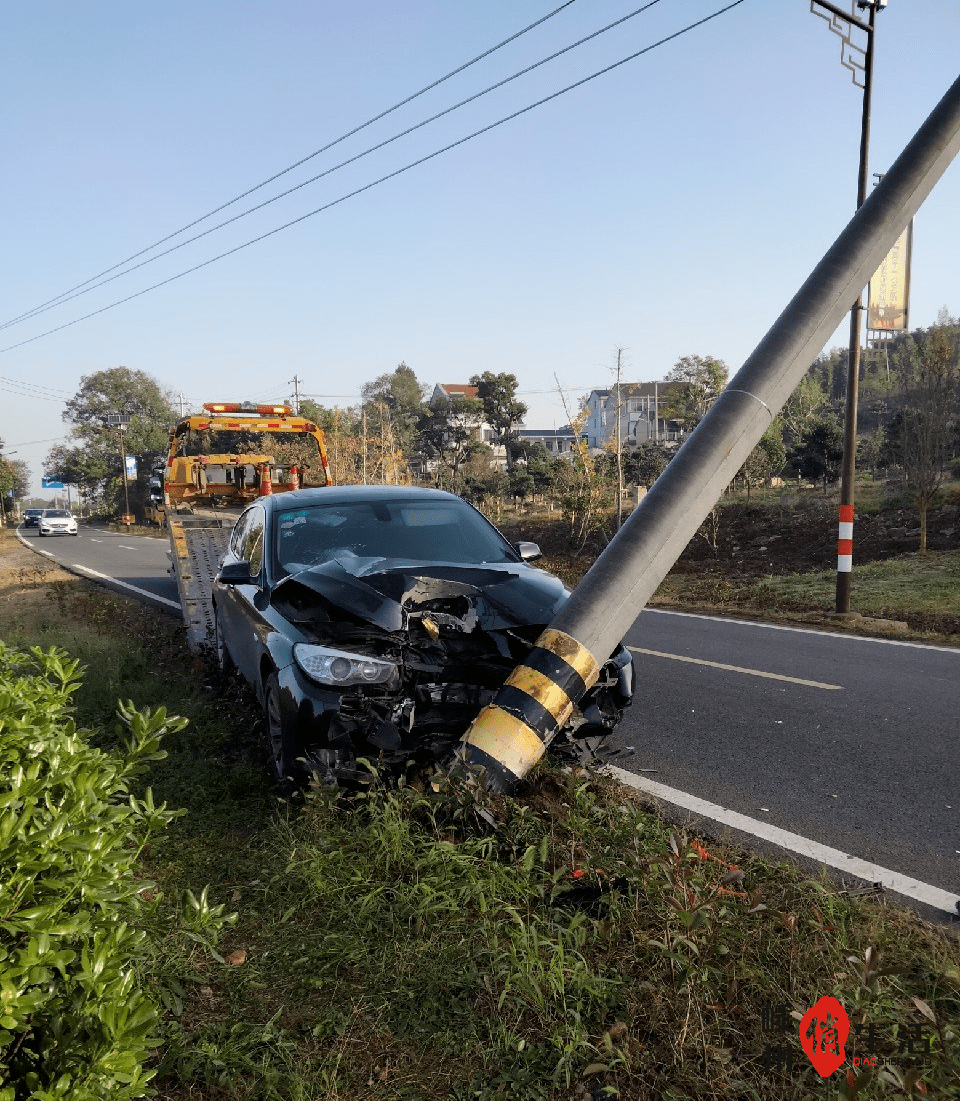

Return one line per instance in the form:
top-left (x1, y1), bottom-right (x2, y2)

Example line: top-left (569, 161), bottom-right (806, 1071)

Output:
top-left (0, 0), bottom-right (746, 358)
top-left (0, 1), bottom-right (579, 331)
top-left (0, 374), bottom-right (72, 398)
top-left (0, 0), bottom-right (665, 330)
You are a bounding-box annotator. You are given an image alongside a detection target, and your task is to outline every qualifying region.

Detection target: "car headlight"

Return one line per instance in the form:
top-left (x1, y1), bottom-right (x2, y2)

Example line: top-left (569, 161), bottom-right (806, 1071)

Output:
top-left (293, 643), bottom-right (397, 687)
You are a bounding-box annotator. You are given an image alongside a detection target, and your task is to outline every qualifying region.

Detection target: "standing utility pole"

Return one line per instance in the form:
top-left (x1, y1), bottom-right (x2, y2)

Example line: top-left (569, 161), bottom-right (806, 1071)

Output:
top-left (613, 348), bottom-right (626, 529)
top-left (811, 0), bottom-right (885, 613)
top-left (105, 413), bottom-right (133, 523)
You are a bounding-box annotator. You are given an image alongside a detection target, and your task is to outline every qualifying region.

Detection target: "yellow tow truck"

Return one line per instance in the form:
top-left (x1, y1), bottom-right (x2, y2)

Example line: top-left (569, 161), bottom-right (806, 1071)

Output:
top-left (151, 401), bottom-right (332, 649)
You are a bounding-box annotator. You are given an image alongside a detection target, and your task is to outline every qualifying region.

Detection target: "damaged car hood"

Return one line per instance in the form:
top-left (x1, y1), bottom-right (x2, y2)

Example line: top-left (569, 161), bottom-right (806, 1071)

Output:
top-left (273, 555), bottom-right (569, 633)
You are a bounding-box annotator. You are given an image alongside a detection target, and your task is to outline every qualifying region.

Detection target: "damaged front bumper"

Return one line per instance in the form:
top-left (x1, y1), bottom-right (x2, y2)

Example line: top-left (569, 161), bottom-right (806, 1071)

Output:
top-left (272, 632), bottom-right (634, 786)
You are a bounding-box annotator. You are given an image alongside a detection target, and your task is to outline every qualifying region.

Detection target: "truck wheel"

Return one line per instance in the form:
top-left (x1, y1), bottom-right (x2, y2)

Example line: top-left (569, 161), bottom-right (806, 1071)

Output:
top-left (264, 673), bottom-right (301, 786)
top-left (213, 608), bottom-right (235, 674)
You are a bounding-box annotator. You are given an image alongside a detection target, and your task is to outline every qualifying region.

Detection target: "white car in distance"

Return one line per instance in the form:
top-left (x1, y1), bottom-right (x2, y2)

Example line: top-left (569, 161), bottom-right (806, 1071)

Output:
top-left (38, 509), bottom-right (78, 537)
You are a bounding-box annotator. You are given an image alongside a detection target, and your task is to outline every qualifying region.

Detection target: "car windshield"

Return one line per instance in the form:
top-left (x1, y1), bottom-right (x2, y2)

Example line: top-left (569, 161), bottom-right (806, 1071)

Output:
top-left (274, 498), bottom-right (516, 576)
top-left (44, 510), bottom-right (71, 518)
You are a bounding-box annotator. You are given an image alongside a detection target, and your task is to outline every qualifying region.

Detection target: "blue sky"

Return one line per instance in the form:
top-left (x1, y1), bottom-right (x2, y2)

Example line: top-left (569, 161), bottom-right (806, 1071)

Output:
top-left (2, 0), bottom-right (958, 496)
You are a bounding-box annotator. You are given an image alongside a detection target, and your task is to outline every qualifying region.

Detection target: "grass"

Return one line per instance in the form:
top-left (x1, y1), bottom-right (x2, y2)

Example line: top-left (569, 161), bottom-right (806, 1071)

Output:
top-left (2, 531), bottom-right (960, 1098)
top-left (653, 552), bottom-right (960, 644)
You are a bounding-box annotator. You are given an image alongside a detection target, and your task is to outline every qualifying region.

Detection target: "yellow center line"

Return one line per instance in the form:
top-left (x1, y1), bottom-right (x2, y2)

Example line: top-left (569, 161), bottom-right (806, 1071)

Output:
top-left (627, 646), bottom-right (843, 690)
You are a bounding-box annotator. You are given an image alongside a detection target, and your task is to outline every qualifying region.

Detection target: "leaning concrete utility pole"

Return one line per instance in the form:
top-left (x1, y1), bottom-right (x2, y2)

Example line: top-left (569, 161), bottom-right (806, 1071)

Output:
top-left (452, 71), bottom-right (960, 793)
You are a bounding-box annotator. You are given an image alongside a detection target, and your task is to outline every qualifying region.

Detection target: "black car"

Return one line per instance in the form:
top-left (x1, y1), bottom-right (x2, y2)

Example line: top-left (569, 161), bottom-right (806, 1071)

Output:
top-left (23, 509), bottom-right (43, 527)
top-left (213, 486), bottom-right (633, 785)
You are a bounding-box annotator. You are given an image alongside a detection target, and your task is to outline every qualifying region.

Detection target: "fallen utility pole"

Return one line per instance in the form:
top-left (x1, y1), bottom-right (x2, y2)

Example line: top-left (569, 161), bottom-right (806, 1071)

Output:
top-left (452, 70), bottom-right (960, 793)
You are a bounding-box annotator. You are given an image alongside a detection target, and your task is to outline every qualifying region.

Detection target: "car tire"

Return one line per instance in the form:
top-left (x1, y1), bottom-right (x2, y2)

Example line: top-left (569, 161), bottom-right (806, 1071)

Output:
top-left (264, 672), bottom-right (301, 786)
top-left (213, 608), bottom-right (235, 674)
top-left (38, 531), bottom-right (45, 537)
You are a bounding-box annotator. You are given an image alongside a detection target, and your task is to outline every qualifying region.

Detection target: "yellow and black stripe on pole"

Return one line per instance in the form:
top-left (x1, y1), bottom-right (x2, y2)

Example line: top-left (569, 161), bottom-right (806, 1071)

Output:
top-left (455, 628), bottom-right (600, 792)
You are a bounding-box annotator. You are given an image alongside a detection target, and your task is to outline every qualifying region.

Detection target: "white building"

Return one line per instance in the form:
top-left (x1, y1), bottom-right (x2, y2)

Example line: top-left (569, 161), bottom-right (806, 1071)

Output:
top-left (583, 383), bottom-right (681, 450)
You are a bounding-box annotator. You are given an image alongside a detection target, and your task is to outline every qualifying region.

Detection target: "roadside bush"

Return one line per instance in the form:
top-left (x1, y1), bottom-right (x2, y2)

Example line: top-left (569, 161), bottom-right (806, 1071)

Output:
top-left (0, 644), bottom-right (185, 1101)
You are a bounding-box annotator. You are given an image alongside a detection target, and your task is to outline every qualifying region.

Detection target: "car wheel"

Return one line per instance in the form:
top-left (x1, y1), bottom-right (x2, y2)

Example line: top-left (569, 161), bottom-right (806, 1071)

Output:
top-left (264, 672), bottom-right (301, 786)
top-left (38, 531), bottom-right (45, 537)
top-left (213, 608), bottom-right (235, 674)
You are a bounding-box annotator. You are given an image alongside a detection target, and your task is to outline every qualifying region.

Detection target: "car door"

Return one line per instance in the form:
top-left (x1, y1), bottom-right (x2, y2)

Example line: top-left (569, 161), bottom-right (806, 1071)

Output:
top-left (216, 504), bottom-right (268, 686)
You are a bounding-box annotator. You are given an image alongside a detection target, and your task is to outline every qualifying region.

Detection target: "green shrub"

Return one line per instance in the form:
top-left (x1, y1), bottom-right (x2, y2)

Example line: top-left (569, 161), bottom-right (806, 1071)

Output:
top-left (0, 644), bottom-right (185, 1101)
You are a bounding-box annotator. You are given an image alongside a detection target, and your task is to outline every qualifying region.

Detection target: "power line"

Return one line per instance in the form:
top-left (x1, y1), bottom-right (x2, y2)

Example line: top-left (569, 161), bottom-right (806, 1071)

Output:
top-left (5, 435), bottom-right (72, 448)
top-left (0, 1), bottom-right (579, 332)
top-left (0, 383), bottom-right (68, 402)
top-left (0, 1), bottom-right (665, 330)
top-left (0, 0), bottom-right (746, 358)
top-left (0, 374), bottom-right (72, 398)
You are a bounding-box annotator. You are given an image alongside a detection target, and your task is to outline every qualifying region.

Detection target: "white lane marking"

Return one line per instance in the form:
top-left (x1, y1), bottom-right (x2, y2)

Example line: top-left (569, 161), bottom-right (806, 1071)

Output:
top-left (606, 765), bottom-right (960, 916)
top-left (627, 646), bottom-right (842, 691)
top-left (71, 564), bottom-right (181, 610)
top-left (643, 607), bottom-right (960, 653)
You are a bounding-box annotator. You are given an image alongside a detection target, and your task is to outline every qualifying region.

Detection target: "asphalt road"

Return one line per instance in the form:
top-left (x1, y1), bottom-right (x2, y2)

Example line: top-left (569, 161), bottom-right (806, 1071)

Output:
top-left (22, 522), bottom-right (960, 917)
top-left (614, 609), bottom-right (959, 916)
top-left (19, 523), bottom-right (180, 612)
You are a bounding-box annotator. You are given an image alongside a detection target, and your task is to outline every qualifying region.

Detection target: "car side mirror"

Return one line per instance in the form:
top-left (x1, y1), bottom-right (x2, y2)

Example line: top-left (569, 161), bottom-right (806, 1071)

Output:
top-left (513, 540), bottom-right (542, 562)
top-left (217, 560), bottom-right (253, 584)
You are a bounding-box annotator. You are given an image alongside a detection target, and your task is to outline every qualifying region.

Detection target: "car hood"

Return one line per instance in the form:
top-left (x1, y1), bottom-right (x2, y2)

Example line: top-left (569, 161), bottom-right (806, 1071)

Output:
top-left (274, 556), bottom-right (569, 633)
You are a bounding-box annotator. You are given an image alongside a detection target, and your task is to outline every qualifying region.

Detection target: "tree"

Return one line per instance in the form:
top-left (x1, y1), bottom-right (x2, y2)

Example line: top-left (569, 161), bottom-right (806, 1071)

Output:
top-left (781, 373), bottom-right (829, 451)
top-left (460, 458), bottom-right (508, 515)
top-left (469, 372), bottom-right (527, 469)
top-left (0, 444), bottom-right (30, 522)
top-left (625, 444), bottom-right (673, 488)
top-left (416, 394), bottom-right (487, 487)
top-left (896, 325), bottom-right (959, 551)
top-left (289, 401), bottom-right (363, 485)
top-left (659, 355), bottom-right (729, 431)
top-left (360, 362), bottom-right (428, 479)
top-left (43, 443), bottom-right (113, 508)
top-left (521, 443), bottom-right (562, 499)
top-left (52, 367), bottom-right (179, 516)
top-left (736, 418), bottom-right (786, 497)
top-left (794, 416), bottom-right (844, 491)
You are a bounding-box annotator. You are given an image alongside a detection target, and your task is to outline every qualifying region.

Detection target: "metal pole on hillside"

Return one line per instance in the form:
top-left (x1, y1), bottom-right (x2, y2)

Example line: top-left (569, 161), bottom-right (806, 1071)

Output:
top-left (449, 70), bottom-right (960, 793)
top-left (811, 0), bottom-right (885, 613)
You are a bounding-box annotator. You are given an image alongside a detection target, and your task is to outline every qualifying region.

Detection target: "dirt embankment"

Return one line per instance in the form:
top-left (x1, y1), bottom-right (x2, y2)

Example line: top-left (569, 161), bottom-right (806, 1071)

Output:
top-left (498, 493), bottom-right (960, 640)
top-left (502, 495), bottom-right (960, 579)
top-left (671, 496), bottom-right (960, 580)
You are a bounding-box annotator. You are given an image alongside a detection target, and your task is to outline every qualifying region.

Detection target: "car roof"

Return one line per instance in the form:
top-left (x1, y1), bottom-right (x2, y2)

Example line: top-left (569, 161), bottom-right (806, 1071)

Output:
top-left (262, 485), bottom-right (466, 512)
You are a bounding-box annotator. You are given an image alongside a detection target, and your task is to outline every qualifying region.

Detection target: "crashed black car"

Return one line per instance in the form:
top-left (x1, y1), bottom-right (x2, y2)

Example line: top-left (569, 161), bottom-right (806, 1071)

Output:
top-left (212, 486), bottom-right (633, 785)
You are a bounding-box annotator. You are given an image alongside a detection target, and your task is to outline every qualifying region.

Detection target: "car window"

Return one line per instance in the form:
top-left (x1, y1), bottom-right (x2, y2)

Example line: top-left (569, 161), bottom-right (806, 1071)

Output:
top-left (44, 510), bottom-right (70, 518)
top-left (230, 511), bottom-right (253, 559)
top-left (241, 509), bottom-right (265, 575)
top-left (273, 498), bottom-right (515, 576)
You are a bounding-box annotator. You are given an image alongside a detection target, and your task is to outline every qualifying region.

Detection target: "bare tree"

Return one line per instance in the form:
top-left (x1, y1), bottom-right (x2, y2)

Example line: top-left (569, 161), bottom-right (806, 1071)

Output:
top-left (897, 325), bottom-right (959, 551)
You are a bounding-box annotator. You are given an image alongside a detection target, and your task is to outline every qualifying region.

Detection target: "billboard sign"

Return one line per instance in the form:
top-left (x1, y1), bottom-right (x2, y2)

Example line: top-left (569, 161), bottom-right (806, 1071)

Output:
top-left (867, 222), bottom-right (912, 332)
top-left (125, 455), bottom-right (138, 479)
top-left (41, 477), bottom-right (65, 489)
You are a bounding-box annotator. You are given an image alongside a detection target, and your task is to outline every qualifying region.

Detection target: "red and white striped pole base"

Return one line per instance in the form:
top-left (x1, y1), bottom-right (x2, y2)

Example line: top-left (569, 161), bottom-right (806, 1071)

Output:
top-left (837, 503), bottom-right (854, 573)
top-left (834, 503), bottom-right (855, 613)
